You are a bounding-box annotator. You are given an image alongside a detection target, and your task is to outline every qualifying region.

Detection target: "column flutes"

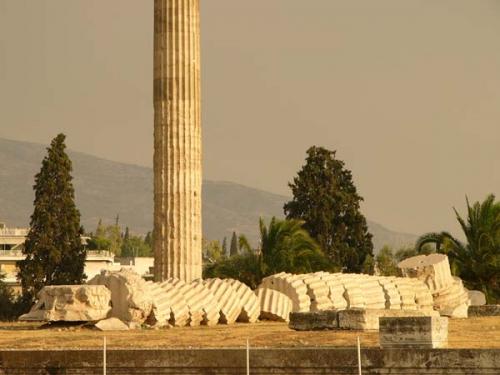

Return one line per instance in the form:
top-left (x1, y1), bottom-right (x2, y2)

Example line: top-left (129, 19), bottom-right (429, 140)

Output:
top-left (153, 0), bottom-right (202, 282)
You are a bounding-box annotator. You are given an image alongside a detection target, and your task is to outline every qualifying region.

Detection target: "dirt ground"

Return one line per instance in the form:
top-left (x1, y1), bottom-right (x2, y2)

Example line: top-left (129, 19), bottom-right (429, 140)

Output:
top-left (0, 317), bottom-right (498, 350)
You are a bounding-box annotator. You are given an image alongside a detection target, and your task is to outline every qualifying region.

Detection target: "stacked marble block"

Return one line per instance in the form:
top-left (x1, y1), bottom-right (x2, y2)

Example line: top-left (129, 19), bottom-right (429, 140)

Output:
top-left (88, 269), bottom-right (260, 327)
top-left (256, 271), bottom-right (435, 323)
top-left (398, 254), bottom-right (470, 318)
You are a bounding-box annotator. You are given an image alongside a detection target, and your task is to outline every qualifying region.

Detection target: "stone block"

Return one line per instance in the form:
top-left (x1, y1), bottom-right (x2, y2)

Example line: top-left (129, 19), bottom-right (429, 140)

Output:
top-left (379, 316), bottom-right (449, 349)
top-left (468, 290), bottom-right (487, 306)
top-left (338, 308), bottom-right (437, 331)
top-left (468, 305), bottom-right (500, 317)
top-left (289, 310), bottom-right (338, 331)
top-left (94, 317), bottom-right (130, 331)
top-left (257, 287), bottom-right (292, 322)
top-left (88, 269), bottom-right (153, 324)
top-left (19, 285), bottom-right (111, 322)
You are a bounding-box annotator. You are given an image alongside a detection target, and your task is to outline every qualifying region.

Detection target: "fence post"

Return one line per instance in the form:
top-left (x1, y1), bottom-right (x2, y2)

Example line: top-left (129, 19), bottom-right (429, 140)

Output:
top-left (357, 336), bottom-right (362, 375)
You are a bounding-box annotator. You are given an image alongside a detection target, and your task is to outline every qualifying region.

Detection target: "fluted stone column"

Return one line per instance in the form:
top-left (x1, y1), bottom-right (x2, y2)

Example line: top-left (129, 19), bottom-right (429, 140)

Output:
top-left (153, 0), bottom-right (202, 282)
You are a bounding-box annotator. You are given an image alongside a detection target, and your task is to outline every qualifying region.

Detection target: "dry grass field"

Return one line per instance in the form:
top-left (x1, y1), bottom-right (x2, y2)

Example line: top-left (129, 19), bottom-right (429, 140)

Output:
top-left (0, 317), bottom-right (498, 350)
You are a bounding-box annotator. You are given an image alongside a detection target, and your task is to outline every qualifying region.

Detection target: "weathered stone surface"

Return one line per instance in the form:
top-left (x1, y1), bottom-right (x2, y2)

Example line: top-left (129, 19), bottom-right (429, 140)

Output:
top-left (88, 269), bottom-right (153, 324)
top-left (145, 281), bottom-right (172, 327)
top-left (397, 254), bottom-right (470, 317)
top-left (289, 311), bottom-right (338, 331)
top-left (158, 280), bottom-right (190, 327)
top-left (190, 280), bottom-right (221, 326)
top-left (468, 290), bottom-right (487, 306)
top-left (228, 279), bottom-right (260, 323)
top-left (297, 274), bottom-right (333, 312)
top-left (260, 273), bottom-right (310, 312)
top-left (338, 308), bottom-right (438, 331)
top-left (204, 278), bottom-right (242, 324)
top-left (94, 317), bottom-right (130, 331)
top-left (257, 287), bottom-right (292, 322)
top-left (398, 254), bottom-right (454, 293)
top-left (19, 285), bottom-right (111, 322)
top-left (379, 316), bottom-right (449, 349)
top-left (377, 277), bottom-right (402, 310)
top-left (153, 0), bottom-right (203, 284)
top-left (468, 305), bottom-right (500, 317)
top-left (315, 272), bottom-right (348, 310)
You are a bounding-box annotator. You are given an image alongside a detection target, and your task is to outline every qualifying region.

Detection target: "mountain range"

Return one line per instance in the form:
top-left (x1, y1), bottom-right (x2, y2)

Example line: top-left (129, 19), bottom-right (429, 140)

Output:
top-left (0, 138), bottom-right (417, 252)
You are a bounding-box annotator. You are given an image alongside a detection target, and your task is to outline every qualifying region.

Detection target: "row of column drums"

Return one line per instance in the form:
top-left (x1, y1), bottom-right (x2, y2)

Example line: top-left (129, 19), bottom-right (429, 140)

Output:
top-left (88, 269), bottom-right (435, 327)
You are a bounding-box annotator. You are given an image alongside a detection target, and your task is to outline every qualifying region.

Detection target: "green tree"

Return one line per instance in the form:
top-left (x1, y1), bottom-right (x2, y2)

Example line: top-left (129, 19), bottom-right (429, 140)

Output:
top-left (416, 195), bottom-right (500, 303)
top-left (144, 231), bottom-right (154, 249)
top-left (230, 231), bottom-right (239, 257)
top-left (376, 246), bottom-right (399, 276)
top-left (204, 217), bottom-right (333, 288)
top-left (259, 217), bottom-right (332, 276)
top-left (18, 134), bottom-right (86, 303)
top-left (284, 146), bottom-right (374, 273)
top-left (203, 239), bottom-right (224, 263)
top-left (238, 234), bottom-right (252, 253)
top-left (204, 252), bottom-right (261, 289)
top-left (0, 273), bottom-right (16, 321)
top-left (222, 237), bottom-right (228, 257)
top-left (121, 235), bottom-right (152, 257)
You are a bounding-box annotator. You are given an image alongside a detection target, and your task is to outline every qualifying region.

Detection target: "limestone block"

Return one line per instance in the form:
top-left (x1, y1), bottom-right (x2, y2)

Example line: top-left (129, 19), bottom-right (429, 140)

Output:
top-left (297, 274), bottom-right (333, 312)
top-left (338, 274), bottom-right (365, 308)
top-left (19, 285), bottom-right (111, 322)
top-left (145, 281), bottom-right (172, 327)
top-left (379, 316), bottom-right (449, 348)
top-left (338, 308), bottom-right (437, 331)
top-left (377, 277), bottom-right (402, 310)
top-left (289, 311), bottom-right (339, 331)
top-left (190, 280), bottom-right (221, 326)
top-left (203, 278), bottom-right (242, 324)
top-left (398, 254), bottom-right (454, 293)
top-left (315, 272), bottom-right (348, 310)
top-left (406, 278), bottom-right (434, 312)
top-left (256, 287), bottom-right (292, 322)
top-left (468, 290), bottom-right (486, 306)
top-left (432, 278), bottom-right (470, 318)
top-left (259, 273), bottom-right (310, 312)
top-left (355, 275), bottom-right (386, 310)
top-left (391, 278), bottom-right (418, 310)
top-left (228, 279), bottom-right (260, 323)
top-left (88, 269), bottom-right (153, 324)
top-left (166, 278), bottom-right (205, 326)
top-left (158, 280), bottom-right (190, 327)
top-left (94, 317), bottom-right (130, 331)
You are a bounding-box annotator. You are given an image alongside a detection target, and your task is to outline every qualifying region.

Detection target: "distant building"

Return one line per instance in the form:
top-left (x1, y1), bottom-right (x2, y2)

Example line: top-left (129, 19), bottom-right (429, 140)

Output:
top-left (0, 222), bottom-right (152, 293)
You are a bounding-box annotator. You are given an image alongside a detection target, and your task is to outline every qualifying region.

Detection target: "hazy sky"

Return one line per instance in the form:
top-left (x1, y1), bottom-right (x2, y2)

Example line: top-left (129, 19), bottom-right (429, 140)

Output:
top-left (1, 0), bottom-right (499, 236)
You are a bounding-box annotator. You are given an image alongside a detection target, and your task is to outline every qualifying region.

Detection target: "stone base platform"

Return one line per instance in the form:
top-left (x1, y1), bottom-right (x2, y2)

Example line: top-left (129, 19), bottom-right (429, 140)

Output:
top-left (289, 311), bottom-right (338, 331)
top-left (338, 308), bottom-right (438, 331)
top-left (379, 316), bottom-right (449, 349)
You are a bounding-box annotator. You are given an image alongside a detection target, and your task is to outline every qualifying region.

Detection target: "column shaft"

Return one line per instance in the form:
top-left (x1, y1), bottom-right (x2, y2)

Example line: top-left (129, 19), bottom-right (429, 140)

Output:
top-left (153, 0), bottom-right (202, 282)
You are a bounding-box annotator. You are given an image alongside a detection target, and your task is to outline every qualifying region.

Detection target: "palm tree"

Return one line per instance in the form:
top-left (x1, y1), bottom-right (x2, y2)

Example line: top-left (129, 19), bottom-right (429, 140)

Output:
top-left (416, 195), bottom-right (500, 303)
top-left (259, 217), bottom-right (331, 276)
top-left (203, 217), bottom-right (332, 288)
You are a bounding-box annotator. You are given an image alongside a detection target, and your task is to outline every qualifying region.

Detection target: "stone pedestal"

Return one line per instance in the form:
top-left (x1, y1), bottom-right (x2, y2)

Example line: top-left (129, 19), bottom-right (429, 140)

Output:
top-left (379, 316), bottom-right (449, 349)
top-left (289, 311), bottom-right (339, 331)
top-left (153, 0), bottom-right (203, 282)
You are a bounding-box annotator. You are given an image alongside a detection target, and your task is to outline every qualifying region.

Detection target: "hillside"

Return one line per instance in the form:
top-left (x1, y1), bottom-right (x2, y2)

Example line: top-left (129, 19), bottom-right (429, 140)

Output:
top-left (0, 138), bottom-right (417, 251)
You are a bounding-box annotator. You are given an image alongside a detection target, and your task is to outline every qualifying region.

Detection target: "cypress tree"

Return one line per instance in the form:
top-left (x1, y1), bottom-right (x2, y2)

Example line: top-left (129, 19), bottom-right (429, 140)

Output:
top-left (284, 146), bottom-right (374, 273)
top-left (18, 134), bottom-right (86, 302)
top-left (230, 231), bottom-right (239, 257)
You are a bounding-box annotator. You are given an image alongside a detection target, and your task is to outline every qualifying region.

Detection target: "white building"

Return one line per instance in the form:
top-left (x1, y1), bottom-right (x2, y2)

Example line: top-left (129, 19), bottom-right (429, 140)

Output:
top-left (0, 223), bottom-right (152, 293)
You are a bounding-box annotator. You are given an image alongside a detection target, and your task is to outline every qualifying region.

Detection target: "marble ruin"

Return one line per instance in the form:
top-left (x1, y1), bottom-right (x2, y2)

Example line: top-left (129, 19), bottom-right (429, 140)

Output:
top-left (398, 254), bottom-right (470, 318)
top-left (153, 0), bottom-right (203, 283)
top-left (20, 253), bottom-right (476, 329)
top-left (379, 316), bottom-right (449, 349)
top-left (20, 285), bottom-right (111, 322)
